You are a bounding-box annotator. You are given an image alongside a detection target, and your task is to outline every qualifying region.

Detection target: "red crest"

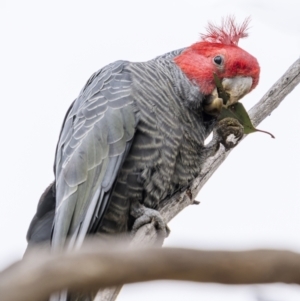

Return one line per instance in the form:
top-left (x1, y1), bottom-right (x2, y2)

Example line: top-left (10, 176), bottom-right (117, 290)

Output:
top-left (200, 16), bottom-right (251, 46)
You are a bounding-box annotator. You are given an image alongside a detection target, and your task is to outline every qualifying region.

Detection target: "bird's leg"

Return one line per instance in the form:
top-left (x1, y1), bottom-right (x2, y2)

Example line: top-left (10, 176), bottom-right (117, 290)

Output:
top-left (130, 200), bottom-right (169, 244)
top-left (202, 117), bottom-right (244, 158)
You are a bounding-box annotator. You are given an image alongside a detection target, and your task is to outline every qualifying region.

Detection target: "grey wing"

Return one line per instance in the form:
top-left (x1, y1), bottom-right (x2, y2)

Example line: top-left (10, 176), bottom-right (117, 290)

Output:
top-left (52, 60), bottom-right (139, 249)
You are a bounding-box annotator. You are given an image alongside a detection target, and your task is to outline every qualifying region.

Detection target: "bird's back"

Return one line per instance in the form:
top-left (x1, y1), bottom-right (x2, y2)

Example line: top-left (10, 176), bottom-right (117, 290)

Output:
top-left (99, 56), bottom-right (216, 234)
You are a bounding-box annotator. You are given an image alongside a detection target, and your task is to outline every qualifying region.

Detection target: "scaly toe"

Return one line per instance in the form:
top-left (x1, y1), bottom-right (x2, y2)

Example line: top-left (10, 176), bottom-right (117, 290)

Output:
top-left (131, 207), bottom-right (169, 239)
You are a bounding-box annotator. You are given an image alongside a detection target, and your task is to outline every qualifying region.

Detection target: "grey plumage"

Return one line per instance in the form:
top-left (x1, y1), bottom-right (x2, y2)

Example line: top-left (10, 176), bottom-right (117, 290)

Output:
top-left (27, 50), bottom-right (217, 248)
top-left (24, 49), bottom-right (233, 301)
top-left (100, 54), bottom-right (216, 234)
top-left (53, 60), bottom-right (139, 248)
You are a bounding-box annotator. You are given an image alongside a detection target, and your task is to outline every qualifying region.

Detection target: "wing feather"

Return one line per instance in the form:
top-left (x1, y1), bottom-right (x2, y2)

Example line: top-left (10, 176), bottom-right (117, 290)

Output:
top-left (52, 60), bottom-right (139, 249)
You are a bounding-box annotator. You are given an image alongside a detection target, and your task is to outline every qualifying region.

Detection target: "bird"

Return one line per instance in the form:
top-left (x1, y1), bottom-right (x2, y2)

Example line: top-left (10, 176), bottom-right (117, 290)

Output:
top-left (26, 16), bottom-right (260, 299)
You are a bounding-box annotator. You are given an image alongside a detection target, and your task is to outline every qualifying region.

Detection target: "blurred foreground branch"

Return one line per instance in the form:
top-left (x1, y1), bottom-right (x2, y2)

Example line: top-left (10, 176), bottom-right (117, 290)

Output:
top-left (96, 57), bottom-right (300, 300)
top-left (2, 244), bottom-right (300, 301)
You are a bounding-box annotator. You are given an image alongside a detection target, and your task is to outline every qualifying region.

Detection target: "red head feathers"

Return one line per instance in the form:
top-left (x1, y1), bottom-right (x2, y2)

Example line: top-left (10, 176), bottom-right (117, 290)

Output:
top-left (200, 16), bottom-right (250, 45)
top-left (174, 17), bottom-right (260, 96)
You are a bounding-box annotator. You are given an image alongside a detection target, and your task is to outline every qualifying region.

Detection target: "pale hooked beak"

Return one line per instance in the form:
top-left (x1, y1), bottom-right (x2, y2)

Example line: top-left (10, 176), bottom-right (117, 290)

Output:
top-left (222, 76), bottom-right (253, 107)
top-left (203, 76), bottom-right (253, 116)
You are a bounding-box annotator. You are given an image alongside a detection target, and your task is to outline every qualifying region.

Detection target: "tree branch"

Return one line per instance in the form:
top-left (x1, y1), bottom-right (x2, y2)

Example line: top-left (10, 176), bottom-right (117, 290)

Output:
top-left (95, 57), bottom-right (300, 300)
top-left (2, 245), bottom-right (300, 301)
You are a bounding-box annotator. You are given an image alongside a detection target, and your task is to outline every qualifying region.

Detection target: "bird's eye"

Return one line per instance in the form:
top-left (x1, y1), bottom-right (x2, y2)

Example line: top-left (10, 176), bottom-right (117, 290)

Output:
top-left (213, 56), bottom-right (223, 65)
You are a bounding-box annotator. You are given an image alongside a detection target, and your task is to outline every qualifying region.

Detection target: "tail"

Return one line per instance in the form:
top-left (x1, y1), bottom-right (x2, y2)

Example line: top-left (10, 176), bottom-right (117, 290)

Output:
top-left (25, 182), bottom-right (56, 254)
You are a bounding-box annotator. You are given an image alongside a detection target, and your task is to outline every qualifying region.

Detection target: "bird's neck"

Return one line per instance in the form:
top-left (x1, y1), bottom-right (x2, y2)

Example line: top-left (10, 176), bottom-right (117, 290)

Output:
top-left (167, 59), bottom-right (206, 112)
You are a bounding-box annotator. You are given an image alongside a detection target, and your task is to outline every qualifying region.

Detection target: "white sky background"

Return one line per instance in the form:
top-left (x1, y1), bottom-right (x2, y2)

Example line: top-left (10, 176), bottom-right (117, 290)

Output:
top-left (1, 0), bottom-right (300, 300)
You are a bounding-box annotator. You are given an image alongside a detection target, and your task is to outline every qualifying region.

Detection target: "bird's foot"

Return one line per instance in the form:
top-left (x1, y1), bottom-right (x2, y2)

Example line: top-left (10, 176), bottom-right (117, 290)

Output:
top-left (130, 201), bottom-right (169, 245)
top-left (215, 117), bottom-right (244, 150)
top-left (132, 208), bottom-right (170, 237)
